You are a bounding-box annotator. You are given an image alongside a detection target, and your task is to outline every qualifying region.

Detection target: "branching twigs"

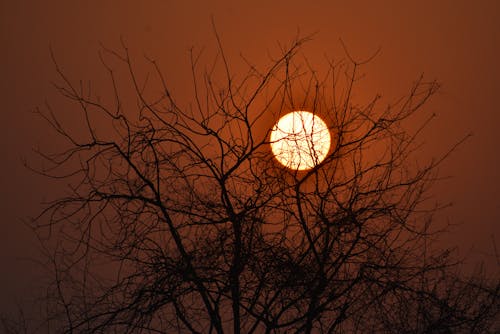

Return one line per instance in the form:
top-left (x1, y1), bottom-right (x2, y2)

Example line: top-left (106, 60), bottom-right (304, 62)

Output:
top-left (24, 34), bottom-right (499, 334)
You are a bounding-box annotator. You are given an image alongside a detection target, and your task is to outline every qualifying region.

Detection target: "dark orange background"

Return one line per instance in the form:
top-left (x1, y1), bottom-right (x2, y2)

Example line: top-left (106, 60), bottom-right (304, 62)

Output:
top-left (1, 0), bottom-right (499, 317)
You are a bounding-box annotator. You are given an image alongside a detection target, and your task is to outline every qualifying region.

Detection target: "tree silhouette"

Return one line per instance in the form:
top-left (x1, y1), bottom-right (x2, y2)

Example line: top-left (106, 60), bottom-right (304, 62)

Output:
top-left (26, 35), bottom-right (498, 333)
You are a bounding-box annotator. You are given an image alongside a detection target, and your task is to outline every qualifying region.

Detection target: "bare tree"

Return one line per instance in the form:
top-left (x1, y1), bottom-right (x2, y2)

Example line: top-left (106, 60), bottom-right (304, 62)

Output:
top-left (26, 34), bottom-right (498, 333)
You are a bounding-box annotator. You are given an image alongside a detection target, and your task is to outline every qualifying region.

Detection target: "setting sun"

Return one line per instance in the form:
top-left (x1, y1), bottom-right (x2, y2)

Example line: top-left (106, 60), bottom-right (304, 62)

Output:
top-left (270, 111), bottom-right (331, 170)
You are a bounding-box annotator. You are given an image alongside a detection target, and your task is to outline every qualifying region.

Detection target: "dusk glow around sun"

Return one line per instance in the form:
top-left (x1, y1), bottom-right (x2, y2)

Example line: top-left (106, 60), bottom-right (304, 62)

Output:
top-left (270, 111), bottom-right (331, 170)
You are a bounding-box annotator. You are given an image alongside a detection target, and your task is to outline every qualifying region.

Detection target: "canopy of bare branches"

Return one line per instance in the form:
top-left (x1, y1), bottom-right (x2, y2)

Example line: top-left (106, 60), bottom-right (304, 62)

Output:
top-left (24, 36), bottom-right (499, 333)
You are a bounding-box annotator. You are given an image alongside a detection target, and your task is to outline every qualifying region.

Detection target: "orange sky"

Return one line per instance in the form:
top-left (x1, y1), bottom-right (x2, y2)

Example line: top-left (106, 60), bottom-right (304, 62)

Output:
top-left (1, 0), bottom-right (499, 317)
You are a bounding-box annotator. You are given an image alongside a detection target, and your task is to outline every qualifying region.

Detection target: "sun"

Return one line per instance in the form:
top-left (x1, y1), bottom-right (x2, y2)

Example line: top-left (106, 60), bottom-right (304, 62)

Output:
top-left (270, 111), bottom-right (331, 170)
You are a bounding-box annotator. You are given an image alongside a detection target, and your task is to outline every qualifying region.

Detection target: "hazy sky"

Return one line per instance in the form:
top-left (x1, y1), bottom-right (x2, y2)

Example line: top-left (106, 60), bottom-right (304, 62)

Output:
top-left (1, 0), bottom-right (499, 317)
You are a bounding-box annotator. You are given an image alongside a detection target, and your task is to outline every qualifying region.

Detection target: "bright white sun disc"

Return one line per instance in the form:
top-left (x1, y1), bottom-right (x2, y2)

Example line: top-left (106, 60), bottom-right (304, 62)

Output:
top-left (270, 111), bottom-right (331, 170)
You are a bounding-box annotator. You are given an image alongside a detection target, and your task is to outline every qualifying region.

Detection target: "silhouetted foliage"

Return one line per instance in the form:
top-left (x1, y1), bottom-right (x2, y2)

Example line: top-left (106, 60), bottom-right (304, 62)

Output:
top-left (24, 35), bottom-right (499, 333)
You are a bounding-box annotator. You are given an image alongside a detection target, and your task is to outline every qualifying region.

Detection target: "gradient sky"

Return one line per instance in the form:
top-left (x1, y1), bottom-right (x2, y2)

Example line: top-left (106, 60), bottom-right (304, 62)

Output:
top-left (1, 0), bottom-right (499, 317)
